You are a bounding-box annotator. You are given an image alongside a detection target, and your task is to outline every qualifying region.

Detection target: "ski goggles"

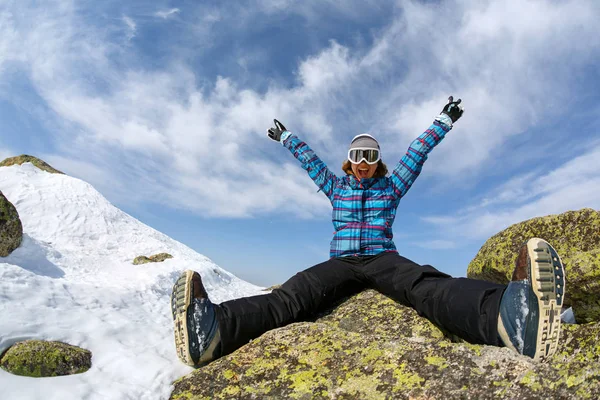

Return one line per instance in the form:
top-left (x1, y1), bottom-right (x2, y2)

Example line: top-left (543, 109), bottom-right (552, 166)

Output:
top-left (347, 148), bottom-right (381, 165)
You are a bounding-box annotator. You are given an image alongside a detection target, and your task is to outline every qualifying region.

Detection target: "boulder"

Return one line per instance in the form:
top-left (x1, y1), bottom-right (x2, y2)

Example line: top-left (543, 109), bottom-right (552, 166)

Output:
top-left (0, 191), bottom-right (23, 257)
top-left (0, 155), bottom-right (64, 174)
top-left (263, 284), bottom-right (282, 291)
top-left (133, 252), bottom-right (173, 265)
top-left (170, 290), bottom-right (600, 399)
top-left (467, 208), bottom-right (600, 323)
top-left (0, 340), bottom-right (92, 377)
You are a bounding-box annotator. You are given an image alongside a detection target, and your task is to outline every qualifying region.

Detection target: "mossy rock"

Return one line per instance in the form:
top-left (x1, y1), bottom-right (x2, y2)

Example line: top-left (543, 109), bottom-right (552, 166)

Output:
top-left (0, 155), bottom-right (64, 174)
top-left (133, 252), bottom-right (173, 265)
top-left (263, 284), bottom-right (282, 291)
top-left (0, 191), bottom-right (23, 257)
top-left (467, 208), bottom-right (600, 323)
top-left (0, 340), bottom-right (92, 377)
top-left (170, 290), bottom-right (600, 399)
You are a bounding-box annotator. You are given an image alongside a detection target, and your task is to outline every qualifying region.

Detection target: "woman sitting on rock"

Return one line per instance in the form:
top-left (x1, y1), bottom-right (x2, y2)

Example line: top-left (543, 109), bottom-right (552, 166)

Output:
top-left (171, 97), bottom-right (565, 367)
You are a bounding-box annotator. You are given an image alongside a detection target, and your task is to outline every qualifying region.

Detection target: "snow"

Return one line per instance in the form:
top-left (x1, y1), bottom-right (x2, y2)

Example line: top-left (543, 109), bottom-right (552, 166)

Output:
top-left (514, 283), bottom-right (529, 353)
top-left (0, 163), bottom-right (266, 400)
top-left (562, 307), bottom-right (576, 324)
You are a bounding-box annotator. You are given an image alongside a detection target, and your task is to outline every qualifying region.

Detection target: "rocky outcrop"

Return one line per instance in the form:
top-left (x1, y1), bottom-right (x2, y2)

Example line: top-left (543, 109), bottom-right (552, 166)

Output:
top-left (133, 252), bottom-right (173, 265)
top-left (170, 290), bottom-right (600, 399)
top-left (262, 284), bottom-right (282, 291)
top-left (468, 208), bottom-right (600, 323)
top-left (0, 340), bottom-right (92, 377)
top-left (0, 155), bottom-right (64, 174)
top-left (0, 191), bottom-right (23, 257)
top-left (169, 209), bottom-right (600, 399)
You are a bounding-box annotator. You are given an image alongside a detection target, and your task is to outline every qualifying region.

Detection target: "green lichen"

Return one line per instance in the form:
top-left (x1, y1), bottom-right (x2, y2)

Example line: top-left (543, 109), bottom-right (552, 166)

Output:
top-left (244, 356), bottom-right (281, 376)
top-left (0, 155), bottom-right (64, 174)
top-left (0, 340), bottom-right (91, 377)
top-left (493, 380), bottom-right (511, 397)
top-left (425, 355), bottom-right (448, 370)
top-left (392, 363), bottom-right (424, 391)
top-left (0, 191), bottom-right (23, 257)
top-left (170, 392), bottom-right (196, 400)
top-left (220, 385), bottom-right (240, 397)
top-left (566, 374), bottom-right (586, 387)
top-left (467, 208), bottom-right (600, 322)
top-left (170, 291), bottom-right (600, 400)
top-left (221, 369), bottom-right (236, 380)
top-left (411, 318), bottom-right (445, 340)
top-left (286, 369), bottom-right (327, 399)
top-left (576, 385), bottom-right (594, 399)
top-left (461, 342), bottom-right (483, 357)
top-left (338, 374), bottom-right (389, 400)
top-left (133, 253), bottom-right (173, 265)
top-left (519, 371), bottom-right (542, 391)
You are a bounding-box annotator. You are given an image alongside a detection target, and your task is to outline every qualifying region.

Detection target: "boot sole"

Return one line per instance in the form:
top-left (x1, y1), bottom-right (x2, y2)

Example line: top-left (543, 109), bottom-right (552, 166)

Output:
top-left (527, 238), bottom-right (565, 362)
top-left (171, 270), bottom-right (196, 366)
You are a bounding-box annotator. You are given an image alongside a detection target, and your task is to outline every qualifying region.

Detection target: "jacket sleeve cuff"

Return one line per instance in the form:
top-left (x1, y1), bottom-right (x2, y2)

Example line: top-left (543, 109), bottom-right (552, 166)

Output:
top-left (280, 131), bottom-right (292, 145)
top-left (434, 114), bottom-right (453, 129)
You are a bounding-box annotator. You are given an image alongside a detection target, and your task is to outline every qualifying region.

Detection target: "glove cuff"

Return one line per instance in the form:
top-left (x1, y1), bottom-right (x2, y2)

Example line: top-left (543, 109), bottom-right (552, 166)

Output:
top-left (435, 113), bottom-right (453, 128)
top-left (280, 131), bottom-right (292, 144)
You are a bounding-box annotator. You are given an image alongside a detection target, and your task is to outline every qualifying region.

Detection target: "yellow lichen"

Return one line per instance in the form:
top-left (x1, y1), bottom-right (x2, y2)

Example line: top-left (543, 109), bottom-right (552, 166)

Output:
top-left (393, 363), bottom-right (424, 391)
top-left (425, 355), bottom-right (448, 370)
top-left (519, 370), bottom-right (541, 391)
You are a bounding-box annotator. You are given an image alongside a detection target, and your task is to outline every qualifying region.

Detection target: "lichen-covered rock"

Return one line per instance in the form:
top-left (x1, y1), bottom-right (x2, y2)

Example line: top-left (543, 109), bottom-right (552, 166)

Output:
top-left (133, 252), bottom-right (174, 265)
top-left (467, 208), bottom-right (600, 323)
top-left (0, 155), bottom-right (64, 174)
top-left (263, 284), bottom-right (282, 291)
top-left (0, 340), bottom-right (92, 377)
top-left (0, 191), bottom-right (23, 257)
top-left (170, 290), bottom-right (600, 399)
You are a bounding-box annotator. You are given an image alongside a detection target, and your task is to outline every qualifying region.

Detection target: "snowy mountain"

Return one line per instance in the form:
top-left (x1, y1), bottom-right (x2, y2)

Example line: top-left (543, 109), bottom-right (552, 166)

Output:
top-left (0, 163), bottom-right (265, 400)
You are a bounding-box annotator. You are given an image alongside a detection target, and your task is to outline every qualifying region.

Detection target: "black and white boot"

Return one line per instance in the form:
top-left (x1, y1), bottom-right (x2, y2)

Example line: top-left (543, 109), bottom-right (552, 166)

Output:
top-left (171, 270), bottom-right (221, 367)
top-left (497, 238), bottom-right (565, 362)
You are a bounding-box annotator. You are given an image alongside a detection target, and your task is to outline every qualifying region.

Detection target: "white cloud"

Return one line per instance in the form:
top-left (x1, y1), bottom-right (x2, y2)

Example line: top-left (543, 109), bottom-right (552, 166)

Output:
top-left (0, 11), bottom-right (21, 76)
top-left (35, 64), bottom-right (335, 216)
top-left (375, 0), bottom-right (600, 178)
top-left (297, 41), bottom-right (355, 92)
top-left (422, 143), bottom-right (600, 240)
top-left (1, 0), bottom-right (599, 220)
top-left (255, 0), bottom-right (390, 21)
top-left (155, 8), bottom-right (180, 19)
top-left (122, 16), bottom-right (136, 41)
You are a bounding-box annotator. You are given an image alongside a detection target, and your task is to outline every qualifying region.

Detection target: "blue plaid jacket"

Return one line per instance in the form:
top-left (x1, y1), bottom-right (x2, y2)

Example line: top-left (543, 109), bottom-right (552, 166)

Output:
top-left (282, 118), bottom-right (452, 258)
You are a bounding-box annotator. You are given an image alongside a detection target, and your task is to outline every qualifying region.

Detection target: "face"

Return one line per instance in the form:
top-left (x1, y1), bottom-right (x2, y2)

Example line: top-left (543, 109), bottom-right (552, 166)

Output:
top-left (351, 161), bottom-right (378, 180)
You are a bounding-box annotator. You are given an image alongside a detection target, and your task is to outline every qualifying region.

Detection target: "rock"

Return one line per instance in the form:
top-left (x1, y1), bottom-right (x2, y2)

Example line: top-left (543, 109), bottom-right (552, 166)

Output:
top-left (0, 191), bottom-right (23, 257)
top-left (0, 155), bottom-right (64, 174)
top-left (263, 284), bottom-right (282, 291)
top-left (133, 252), bottom-right (173, 265)
top-left (170, 290), bottom-right (600, 399)
top-left (467, 208), bottom-right (600, 323)
top-left (0, 340), bottom-right (92, 377)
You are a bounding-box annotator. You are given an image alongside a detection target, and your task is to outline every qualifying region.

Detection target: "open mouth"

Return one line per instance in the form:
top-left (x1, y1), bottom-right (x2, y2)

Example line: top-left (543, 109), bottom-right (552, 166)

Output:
top-left (358, 168), bottom-right (369, 178)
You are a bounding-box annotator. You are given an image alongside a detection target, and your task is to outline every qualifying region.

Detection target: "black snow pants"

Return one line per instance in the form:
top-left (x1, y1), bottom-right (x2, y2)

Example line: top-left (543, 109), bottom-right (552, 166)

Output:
top-left (214, 252), bottom-right (506, 357)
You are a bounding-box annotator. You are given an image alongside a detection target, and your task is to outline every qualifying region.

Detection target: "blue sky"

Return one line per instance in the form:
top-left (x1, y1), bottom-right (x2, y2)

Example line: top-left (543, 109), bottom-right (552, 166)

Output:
top-left (1, 0), bottom-right (599, 286)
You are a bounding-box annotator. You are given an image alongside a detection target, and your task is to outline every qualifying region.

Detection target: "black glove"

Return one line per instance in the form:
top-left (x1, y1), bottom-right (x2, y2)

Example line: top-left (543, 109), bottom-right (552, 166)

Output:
top-left (267, 119), bottom-right (287, 142)
top-left (440, 96), bottom-right (464, 123)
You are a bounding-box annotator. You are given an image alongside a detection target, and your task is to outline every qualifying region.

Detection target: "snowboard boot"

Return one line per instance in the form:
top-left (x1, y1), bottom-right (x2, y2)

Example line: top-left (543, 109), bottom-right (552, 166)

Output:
top-left (171, 270), bottom-right (221, 367)
top-left (497, 238), bottom-right (565, 362)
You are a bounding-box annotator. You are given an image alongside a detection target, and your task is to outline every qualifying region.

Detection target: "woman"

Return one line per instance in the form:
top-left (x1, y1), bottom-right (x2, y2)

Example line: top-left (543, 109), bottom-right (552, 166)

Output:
top-left (171, 97), bottom-right (565, 367)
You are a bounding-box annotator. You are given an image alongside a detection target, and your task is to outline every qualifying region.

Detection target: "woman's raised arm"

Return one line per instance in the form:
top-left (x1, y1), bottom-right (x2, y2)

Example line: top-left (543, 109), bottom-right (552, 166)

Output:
top-left (267, 119), bottom-right (338, 202)
top-left (389, 97), bottom-right (464, 199)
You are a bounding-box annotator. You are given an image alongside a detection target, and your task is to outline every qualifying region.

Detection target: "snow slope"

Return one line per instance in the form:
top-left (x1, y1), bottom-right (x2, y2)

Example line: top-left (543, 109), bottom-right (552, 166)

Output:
top-left (0, 163), bottom-right (265, 400)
